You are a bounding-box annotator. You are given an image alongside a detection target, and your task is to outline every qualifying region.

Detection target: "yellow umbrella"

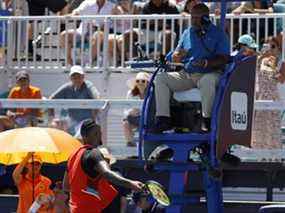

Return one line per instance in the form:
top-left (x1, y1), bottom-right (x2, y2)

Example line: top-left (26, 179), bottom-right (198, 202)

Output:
top-left (0, 127), bottom-right (82, 165)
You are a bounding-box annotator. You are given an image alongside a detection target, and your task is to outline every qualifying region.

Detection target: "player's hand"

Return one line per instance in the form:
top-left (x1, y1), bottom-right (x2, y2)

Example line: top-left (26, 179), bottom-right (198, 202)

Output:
top-left (129, 181), bottom-right (144, 192)
top-left (172, 50), bottom-right (187, 63)
top-left (26, 152), bottom-right (35, 160)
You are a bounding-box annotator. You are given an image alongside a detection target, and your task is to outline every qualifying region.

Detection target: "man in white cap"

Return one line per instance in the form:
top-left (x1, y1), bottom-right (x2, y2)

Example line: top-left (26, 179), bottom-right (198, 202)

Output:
top-left (49, 65), bottom-right (100, 135)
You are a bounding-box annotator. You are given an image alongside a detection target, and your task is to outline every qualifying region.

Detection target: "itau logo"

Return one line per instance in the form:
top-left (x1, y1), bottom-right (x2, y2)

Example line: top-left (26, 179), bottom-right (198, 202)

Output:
top-left (231, 92), bottom-right (248, 130)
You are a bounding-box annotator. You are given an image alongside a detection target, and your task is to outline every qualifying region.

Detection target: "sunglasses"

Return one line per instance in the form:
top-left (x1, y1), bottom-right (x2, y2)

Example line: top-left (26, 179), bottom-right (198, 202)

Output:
top-left (17, 78), bottom-right (28, 82)
top-left (136, 79), bottom-right (146, 84)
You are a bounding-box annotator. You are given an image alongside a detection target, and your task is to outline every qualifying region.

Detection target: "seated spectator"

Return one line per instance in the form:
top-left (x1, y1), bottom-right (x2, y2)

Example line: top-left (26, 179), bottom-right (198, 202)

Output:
top-left (232, 0), bottom-right (273, 14)
top-left (141, 0), bottom-right (180, 55)
top-left (207, 1), bottom-right (241, 15)
top-left (107, 0), bottom-right (140, 65)
top-left (180, 0), bottom-right (200, 31)
top-left (18, 0), bottom-right (69, 58)
top-left (60, 0), bottom-right (116, 65)
top-left (0, 70), bottom-right (42, 131)
top-left (232, 0), bottom-right (274, 42)
top-left (273, 2), bottom-right (285, 34)
top-left (232, 34), bottom-right (258, 56)
top-left (132, 1), bottom-right (145, 14)
top-left (123, 72), bottom-right (150, 147)
top-left (68, 0), bottom-right (85, 12)
top-left (182, 0), bottom-right (200, 14)
top-left (49, 65), bottom-right (101, 135)
top-left (13, 153), bottom-right (54, 213)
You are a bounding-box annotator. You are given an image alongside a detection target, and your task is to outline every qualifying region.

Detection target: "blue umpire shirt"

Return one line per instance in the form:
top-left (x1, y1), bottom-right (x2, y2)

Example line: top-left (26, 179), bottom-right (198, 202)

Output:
top-left (176, 23), bottom-right (230, 73)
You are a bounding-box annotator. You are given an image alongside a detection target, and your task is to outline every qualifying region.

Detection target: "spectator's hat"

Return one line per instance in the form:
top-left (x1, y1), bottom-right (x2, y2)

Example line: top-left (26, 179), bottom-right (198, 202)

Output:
top-left (69, 65), bottom-right (85, 76)
top-left (238, 34), bottom-right (258, 49)
top-left (27, 155), bottom-right (42, 164)
top-left (126, 72), bottom-right (150, 89)
top-left (16, 70), bottom-right (29, 81)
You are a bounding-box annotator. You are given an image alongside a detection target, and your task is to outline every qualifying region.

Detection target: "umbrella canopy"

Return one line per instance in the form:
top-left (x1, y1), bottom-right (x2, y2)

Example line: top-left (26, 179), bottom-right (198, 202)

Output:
top-left (0, 127), bottom-right (82, 165)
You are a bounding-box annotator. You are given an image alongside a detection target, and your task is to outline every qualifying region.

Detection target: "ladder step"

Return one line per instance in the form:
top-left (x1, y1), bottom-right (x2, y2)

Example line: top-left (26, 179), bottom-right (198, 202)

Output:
top-left (151, 161), bottom-right (200, 172)
top-left (170, 194), bottom-right (201, 205)
top-left (144, 132), bottom-right (211, 142)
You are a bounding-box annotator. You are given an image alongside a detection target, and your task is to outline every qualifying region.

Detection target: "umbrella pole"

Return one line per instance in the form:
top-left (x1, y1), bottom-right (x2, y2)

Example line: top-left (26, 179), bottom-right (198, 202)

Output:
top-left (32, 154), bottom-right (35, 202)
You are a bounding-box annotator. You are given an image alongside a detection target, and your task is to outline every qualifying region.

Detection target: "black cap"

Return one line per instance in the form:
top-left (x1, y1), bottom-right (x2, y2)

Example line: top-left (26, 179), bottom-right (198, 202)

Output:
top-left (80, 119), bottom-right (97, 138)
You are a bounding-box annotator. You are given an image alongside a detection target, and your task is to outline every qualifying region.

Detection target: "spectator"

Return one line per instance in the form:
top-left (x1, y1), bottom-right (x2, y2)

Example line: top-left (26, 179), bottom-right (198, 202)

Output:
top-left (182, 0), bottom-right (200, 14)
top-left (23, 0), bottom-right (69, 57)
top-left (0, 70), bottom-right (42, 130)
top-left (132, 1), bottom-right (145, 15)
top-left (232, 34), bottom-right (258, 56)
top-left (107, 0), bottom-right (140, 65)
top-left (259, 36), bottom-right (282, 75)
top-left (232, 1), bottom-right (274, 14)
top-left (123, 72), bottom-right (150, 147)
top-left (68, 0), bottom-right (85, 12)
top-left (49, 65), bottom-right (100, 135)
top-left (207, 2), bottom-right (241, 15)
top-left (141, 0), bottom-right (180, 54)
top-left (60, 0), bottom-right (116, 65)
top-left (273, 2), bottom-right (285, 34)
top-left (252, 35), bottom-right (282, 149)
top-left (13, 153), bottom-right (54, 213)
top-left (232, 0), bottom-right (274, 42)
top-left (63, 119), bottom-right (144, 212)
top-left (180, 0), bottom-right (200, 31)
top-left (151, 3), bottom-right (229, 133)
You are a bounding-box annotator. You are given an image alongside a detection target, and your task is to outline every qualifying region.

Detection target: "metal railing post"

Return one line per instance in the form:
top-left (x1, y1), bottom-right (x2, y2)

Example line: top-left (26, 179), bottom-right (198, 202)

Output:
top-left (282, 15), bottom-right (285, 60)
top-left (102, 17), bottom-right (110, 73)
top-left (6, 18), bottom-right (13, 70)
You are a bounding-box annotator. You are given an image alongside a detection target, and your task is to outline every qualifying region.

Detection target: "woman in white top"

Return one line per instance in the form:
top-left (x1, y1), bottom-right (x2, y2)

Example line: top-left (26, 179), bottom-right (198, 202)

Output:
top-left (252, 36), bottom-right (282, 149)
top-left (123, 72), bottom-right (150, 147)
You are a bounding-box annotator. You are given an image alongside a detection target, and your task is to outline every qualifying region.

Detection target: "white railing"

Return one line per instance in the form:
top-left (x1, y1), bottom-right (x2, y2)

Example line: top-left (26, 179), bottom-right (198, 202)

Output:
top-left (0, 99), bottom-right (283, 110)
top-left (1, 99), bottom-right (285, 158)
top-left (0, 13), bottom-right (285, 71)
top-left (0, 99), bottom-right (142, 108)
